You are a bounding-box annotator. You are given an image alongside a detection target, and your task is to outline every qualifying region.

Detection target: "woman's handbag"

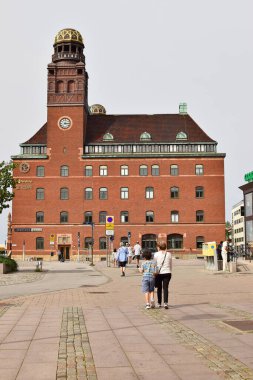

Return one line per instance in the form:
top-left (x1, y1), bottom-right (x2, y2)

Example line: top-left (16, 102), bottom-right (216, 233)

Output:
top-left (154, 253), bottom-right (167, 287)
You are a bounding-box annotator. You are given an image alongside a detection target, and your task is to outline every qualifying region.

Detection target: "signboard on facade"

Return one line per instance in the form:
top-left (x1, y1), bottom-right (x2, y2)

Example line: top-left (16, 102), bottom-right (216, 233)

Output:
top-left (50, 234), bottom-right (55, 245)
top-left (244, 171), bottom-right (253, 183)
top-left (14, 228), bottom-right (43, 232)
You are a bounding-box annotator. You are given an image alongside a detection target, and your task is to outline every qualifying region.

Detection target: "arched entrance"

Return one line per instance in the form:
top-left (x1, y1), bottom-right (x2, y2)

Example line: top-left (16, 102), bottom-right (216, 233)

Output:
top-left (142, 234), bottom-right (157, 252)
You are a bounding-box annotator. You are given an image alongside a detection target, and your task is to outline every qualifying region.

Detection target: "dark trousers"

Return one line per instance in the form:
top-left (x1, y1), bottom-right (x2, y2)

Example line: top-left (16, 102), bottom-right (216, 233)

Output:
top-left (156, 273), bottom-right (172, 304)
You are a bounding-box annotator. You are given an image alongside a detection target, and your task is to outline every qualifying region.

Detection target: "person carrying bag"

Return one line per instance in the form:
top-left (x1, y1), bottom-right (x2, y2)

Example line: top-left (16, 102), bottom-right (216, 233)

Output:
top-left (154, 240), bottom-right (172, 309)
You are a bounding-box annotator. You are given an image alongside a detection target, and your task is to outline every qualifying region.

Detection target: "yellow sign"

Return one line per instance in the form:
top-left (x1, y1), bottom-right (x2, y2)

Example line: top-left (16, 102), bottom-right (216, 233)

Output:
top-left (202, 241), bottom-right (216, 256)
top-left (50, 234), bottom-right (55, 245)
top-left (106, 216), bottom-right (114, 230)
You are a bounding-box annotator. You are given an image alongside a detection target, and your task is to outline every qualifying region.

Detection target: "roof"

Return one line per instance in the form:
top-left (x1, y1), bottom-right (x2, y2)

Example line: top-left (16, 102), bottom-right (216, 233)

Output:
top-left (85, 114), bottom-right (216, 144)
top-left (21, 114), bottom-right (216, 145)
top-left (22, 123), bottom-right (47, 145)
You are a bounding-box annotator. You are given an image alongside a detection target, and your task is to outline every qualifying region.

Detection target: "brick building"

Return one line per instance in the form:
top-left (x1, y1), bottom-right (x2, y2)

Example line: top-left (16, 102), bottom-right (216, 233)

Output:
top-left (10, 28), bottom-right (226, 260)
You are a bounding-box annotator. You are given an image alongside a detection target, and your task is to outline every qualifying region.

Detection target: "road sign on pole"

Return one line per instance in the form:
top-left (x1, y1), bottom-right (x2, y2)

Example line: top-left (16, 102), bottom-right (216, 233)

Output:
top-left (106, 216), bottom-right (114, 230)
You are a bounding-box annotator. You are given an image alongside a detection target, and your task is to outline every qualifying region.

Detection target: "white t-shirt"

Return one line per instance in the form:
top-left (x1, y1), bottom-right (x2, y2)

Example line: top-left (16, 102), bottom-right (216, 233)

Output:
top-left (134, 244), bottom-right (141, 255)
top-left (221, 241), bottom-right (228, 254)
top-left (154, 251), bottom-right (172, 274)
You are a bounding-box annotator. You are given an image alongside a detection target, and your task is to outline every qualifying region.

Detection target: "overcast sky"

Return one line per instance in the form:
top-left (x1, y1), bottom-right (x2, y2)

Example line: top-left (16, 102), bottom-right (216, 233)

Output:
top-left (0, 0), bottom-right (252, 243)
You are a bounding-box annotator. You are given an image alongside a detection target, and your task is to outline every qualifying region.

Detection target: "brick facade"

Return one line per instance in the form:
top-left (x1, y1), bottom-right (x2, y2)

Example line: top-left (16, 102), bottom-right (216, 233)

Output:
top-left (11, 29), bottom-right (226, 260)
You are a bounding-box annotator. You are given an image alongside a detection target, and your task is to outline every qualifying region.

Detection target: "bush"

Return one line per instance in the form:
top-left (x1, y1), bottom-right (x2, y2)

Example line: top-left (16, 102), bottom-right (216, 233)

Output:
top-left (0, 256), bottom-right (18, 272)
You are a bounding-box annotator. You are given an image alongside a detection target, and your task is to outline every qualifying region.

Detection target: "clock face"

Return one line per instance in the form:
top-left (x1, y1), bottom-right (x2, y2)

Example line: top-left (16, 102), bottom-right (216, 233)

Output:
top-left (59, 117), bottom-right (72, 129)
top-left (20, 162), bottom-right (30, 173)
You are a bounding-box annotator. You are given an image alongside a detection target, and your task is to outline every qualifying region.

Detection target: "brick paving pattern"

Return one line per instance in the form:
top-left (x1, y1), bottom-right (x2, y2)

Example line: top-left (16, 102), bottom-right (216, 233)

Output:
top-left (57, 307), bottom-right (97, 380)
top-left (0, 271), bottom-right (44, 286)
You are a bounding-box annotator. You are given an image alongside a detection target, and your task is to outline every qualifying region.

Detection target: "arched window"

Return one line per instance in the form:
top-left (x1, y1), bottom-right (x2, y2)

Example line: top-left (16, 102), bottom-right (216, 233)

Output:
top-left (196, 236), bottom-right (204, 249)
top-left (36, 188), bottom-right (44, 200)
top-left (120, 187), bottom-right (128, 199)
top-left (60, 211), bottom-right (68, 223)
top-left (146, 187), bottom-right (154, 199)
top-left (120, 236), bottom-right (128, 245)
top-left (195, 164), bottom-right (204, 175)
top-left (100, 166), bottom-right (108, 176)
top-left (170, 187), bottom-right (179, 198)
top-left (56, 80), bottom-right (64, 93)
top-left (60, 187), bottom-right (69, 200)
top-left (84, 211), bottom-right (92, 224)
top-left (103, 133), bottom-right (114, 141)
top-left (85, 165), bottom-right (93, 176)
top-left (196, 186), bottom-right (204, 198)
top-left (60, 165), bottom-right (69, 177)
top-left (120, 211), bottom-right (129, 223)
top-left (196, 210), bottom-right (204, 222)
top-left (67, 80), bottom-right (75, 93)
top-left (176, 131), bottom-right (188, 140)
top-left (99, 237), bottom-right (106, 250)
top-left (36, 237), bottom-right (44, 250)
top-left (140, 132), bottom-right (151, 141)
top-left (85, 187), bottom-right (93, 200)
top-left (167, 234), bottom-right (183, 249)
top-left (151, 165), bottom-right (159, 176)
top-left (36, 211), bottom-right (44, 223)
top-left (171, 210), bottom-right (179, 223)
top-left (140, 165), bottom-right (148, 176)
top-left (146, 211), bottom-right (154, 222)
top-left (121, 165), bottom-right (128, 176)
top-left (84, 237), bottom-right (93, 249)
top-left (100, 187), bottom-right (108, 200)
top-left (170, 165), bottom-right (178, 176)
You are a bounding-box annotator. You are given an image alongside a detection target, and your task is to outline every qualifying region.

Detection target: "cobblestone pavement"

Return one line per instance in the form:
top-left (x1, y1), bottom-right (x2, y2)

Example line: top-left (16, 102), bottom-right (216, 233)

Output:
top-left (0, 271), bottom-right (45, 286)
top-left (0, 259), bottom-right (253, 379)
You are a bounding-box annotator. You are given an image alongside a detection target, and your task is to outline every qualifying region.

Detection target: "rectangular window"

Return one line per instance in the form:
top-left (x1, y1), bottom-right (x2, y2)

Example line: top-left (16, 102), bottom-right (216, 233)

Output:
top-left (100, 188), bottom-right (108, 200)
top-left (85, 188), bottom-right (93, 200)
top-left (36, 166), bottom-right (45, 177)
top-left (139, 165), bottom-right (148, 176)
top-left (121, 211), bottom-right (129, 223)
top-left (36, 188), bottom-right (44, 200)
top-left (196, 164), bottom-right (204, 175)
top-left (121, 165), bottom-right (129, 176)
top-left (146, 187), bottom-right (154, 199)
top-left (170, 165), bottom-right (178, 176)
top-left (245, 192), bottom-right (253, 217)
top-left (36, 237), bottom-right (44, 250)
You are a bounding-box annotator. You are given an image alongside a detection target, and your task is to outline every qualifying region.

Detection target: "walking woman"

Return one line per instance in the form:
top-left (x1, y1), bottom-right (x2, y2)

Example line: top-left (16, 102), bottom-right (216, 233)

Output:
top-left (154, 240), bottom-right (172, 309)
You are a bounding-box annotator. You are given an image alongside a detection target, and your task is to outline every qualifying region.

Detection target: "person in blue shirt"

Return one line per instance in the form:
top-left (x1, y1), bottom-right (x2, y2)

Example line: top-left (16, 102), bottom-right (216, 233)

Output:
top-left (139, 248), bottom-right (157, 309)
top-left (116, 243), bottom-right (129, 276)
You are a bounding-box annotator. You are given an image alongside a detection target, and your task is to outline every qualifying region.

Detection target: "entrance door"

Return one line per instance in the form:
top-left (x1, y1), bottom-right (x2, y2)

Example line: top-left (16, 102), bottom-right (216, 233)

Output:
top-left (142, 234), bottom-right (157, 252)
top-left (59, 246), bottom-right (70, 260)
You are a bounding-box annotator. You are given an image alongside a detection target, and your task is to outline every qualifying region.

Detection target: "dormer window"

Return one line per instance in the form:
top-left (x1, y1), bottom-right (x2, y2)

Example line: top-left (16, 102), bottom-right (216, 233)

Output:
top-left (103, 132), bottom-right (114, 141)
top-left (176, 131), bottom-right (188, 140)
top-left (140, 132), bottom-right (151, 141)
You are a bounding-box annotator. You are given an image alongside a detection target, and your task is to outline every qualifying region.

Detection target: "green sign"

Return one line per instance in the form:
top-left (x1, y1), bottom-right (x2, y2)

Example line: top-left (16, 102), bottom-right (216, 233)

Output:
top-left (244, 171), bottom-right (253, 183)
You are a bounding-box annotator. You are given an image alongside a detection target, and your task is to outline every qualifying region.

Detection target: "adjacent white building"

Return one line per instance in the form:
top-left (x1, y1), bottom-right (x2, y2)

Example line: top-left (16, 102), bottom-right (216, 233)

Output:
top-left (231, 200), bottom-right (245, 248)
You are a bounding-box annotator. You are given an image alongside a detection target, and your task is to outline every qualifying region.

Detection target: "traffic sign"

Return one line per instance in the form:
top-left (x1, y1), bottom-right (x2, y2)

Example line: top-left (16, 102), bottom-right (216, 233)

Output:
top-left (106, 216), bottom-right (114, 230)
top-left (106, 230), bottom-right (114, 236)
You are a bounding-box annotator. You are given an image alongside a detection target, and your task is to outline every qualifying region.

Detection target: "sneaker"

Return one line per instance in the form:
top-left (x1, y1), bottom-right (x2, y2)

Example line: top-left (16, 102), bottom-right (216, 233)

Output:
top-left (157, 303), bottom-right (161, 308)
top-left (150, 300), bottom-right (155, 308)
top-left (137, 265), bottom-right (139, 268)
top-left (164, 303), bottom-right (169, 309)
top-left (145, 304), bottom-right (151, 309)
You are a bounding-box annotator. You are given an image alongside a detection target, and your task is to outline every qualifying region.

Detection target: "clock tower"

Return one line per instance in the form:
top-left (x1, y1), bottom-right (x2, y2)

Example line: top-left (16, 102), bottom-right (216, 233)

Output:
top-left (46, 29), bottom-right (88, 165)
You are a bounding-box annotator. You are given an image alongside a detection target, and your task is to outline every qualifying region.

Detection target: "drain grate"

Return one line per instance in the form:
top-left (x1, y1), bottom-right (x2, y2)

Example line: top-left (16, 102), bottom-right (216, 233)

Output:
top-left (223, 320), bottom-right (253, 332)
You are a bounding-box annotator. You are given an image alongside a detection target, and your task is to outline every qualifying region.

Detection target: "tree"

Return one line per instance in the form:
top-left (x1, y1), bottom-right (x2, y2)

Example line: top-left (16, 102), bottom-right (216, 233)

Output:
top-left (0, 161), bottom-right (17, 214)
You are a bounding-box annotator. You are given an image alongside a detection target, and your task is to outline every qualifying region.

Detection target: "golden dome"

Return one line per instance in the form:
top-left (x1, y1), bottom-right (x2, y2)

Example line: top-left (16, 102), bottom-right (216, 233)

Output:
top-left (54, 28), bottom-right (83, 45)
top-left (89, 104), bottom-right (106, 115)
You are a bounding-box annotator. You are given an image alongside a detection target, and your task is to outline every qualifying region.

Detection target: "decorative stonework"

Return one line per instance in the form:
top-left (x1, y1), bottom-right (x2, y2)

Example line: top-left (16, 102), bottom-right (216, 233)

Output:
top-left (89, 104), bottom-right (106, 115)
top-left (19, 162), bottom-right (30, 173)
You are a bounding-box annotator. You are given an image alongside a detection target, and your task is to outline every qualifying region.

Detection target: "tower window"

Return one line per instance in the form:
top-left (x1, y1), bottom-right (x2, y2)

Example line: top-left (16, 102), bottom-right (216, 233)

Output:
top-left (67, 80), bottom-right (75, 93)
top-left (58, 46), bottom-right (62, 53)
top-left (56, 81), bottom-right (64, 93)
top-left (49, 69), bottom-right (54, 75)
top-left (77, 69), bottom-right (83, 75)
top-left (64, 45), bottom-right (69, 52)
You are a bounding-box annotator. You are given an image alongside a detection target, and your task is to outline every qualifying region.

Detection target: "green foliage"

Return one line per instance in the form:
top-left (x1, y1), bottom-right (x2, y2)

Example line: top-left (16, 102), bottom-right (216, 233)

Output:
top-left (0, 161), bottom-right (17, 214)
top-left (0, 256), bottom-right (18, 271)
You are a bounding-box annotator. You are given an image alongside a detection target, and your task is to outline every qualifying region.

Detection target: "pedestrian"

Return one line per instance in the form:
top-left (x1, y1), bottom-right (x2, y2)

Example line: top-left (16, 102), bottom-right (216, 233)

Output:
top-left (154, 240), bottom-right (172, 309)
top-left (139, 248), bottom-right (157, 309)
top-left (116, 242), bottom-right (128, 276)
top-left (127, 243), bottom-right (133, 264)
top-left (221, 239), bottom-right (230, 271)
top-left (133, 241), bottom-right (141, 268)
top-left (111, 248), bottom-right (117, 267)
top-left (217, 241), bottom-right (223, 261)
top-left (57, 249), bottom-right (62, 262)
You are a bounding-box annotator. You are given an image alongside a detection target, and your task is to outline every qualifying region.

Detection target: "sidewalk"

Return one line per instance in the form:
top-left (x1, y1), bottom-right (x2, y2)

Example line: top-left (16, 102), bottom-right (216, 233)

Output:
top-left (0, 259), bottom-right (253, 379)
